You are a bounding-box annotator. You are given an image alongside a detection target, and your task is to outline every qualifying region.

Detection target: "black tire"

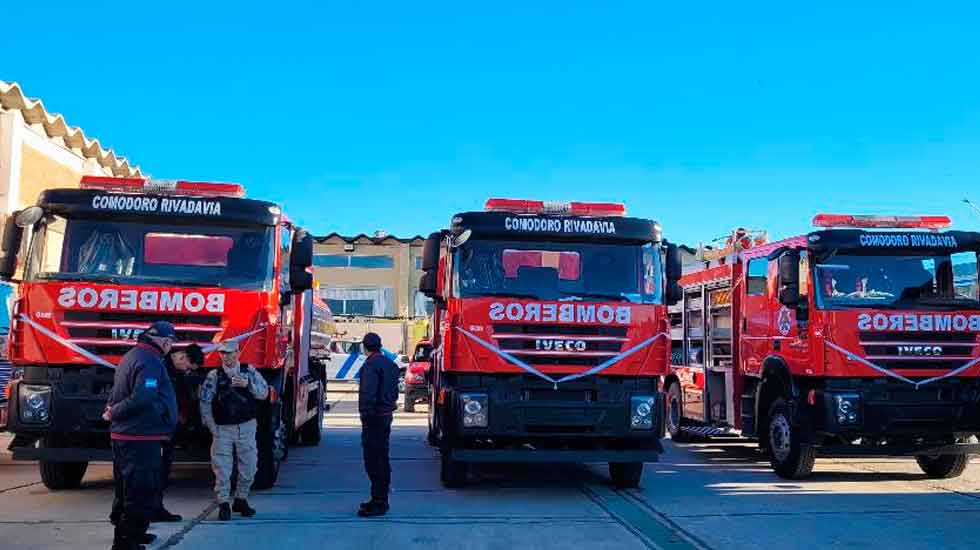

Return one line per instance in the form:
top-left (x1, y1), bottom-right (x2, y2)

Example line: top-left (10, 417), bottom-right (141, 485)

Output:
top-left (39, 460), bottom-right (88, 491)
top-left (666, 383), bottom-right (693, 443)
top-left (766, 398), bottom-right (815, 479)
top-left (398, 370), bottom-right (407, 394)
top-left (404, 395), bottom-right (416, 413)
top-left (299, 384), bottom-right (324, 447)
top-left (254, 400), bottom-right (286, 490)
top-left (427, 386), bottom-right (440, 447)
top-left (609, 462), bottom-right (643, 489)
top-left (440, 450), bottom-right (468, 488)
top-left (916, 454), bottom-right (969, 479)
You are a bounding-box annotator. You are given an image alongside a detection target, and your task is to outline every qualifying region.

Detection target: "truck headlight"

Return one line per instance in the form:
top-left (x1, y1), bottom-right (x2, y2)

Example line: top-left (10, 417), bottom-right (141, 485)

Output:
top-left (19, 384), bottom-right (52, 424)
top-left (834, 393), bottom-right (861, 426)
top-left (460, 393), bottom-right (488, 428)
top-left (631, 395), bottom-right (656, 430)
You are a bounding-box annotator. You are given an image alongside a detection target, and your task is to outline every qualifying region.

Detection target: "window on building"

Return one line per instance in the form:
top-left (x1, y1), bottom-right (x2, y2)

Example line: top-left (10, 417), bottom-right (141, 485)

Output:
top-left (414, 256), bottom-right (423, 270)
top-left (413, 290), bottom-right (434, 317)
top-left (314, 254), bottom-right (394, 269)
top-left (322, 286), bottom-right (396, 317)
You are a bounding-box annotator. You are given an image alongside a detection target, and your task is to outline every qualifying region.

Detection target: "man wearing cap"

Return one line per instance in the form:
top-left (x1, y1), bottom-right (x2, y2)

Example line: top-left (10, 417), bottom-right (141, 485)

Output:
top-left (105, 321), bottom-right (178, 550)
top-left (199, 340), bottom-right (269, 521)
top-left (357, 332), bottom-right (400, 517)
top-left (154, 343), bottom-right (206, 523)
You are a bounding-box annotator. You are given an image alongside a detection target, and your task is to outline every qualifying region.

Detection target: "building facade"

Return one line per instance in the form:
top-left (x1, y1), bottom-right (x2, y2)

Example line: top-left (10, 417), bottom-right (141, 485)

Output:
top-left (0, 81), bottom-right (142, 224)
top-left (313, 232), bottom-right (432, 320)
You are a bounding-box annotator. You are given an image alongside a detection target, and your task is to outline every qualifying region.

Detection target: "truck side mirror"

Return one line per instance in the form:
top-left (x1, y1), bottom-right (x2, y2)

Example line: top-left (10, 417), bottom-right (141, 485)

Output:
top-left (0, 216), bottom-right (24, 280)
top-left (778, 250), bottom-right (801, 307)
top-left (421, 232), bottom-right (442, 271)
top-left (419, 270), bottom-right (437, 298)
top-left (291, 230), bottom-right (314, 269)
top-left (665, 242), bottom-right (682, 282)
top-left (666, 281), bottom-right (682, 306)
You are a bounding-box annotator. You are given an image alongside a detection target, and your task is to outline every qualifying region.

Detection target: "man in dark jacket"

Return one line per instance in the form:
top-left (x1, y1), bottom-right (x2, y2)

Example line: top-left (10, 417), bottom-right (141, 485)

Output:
top-left (154, 343), bottom-right (205, 523)
top-left (105, 321), bottom-right (178, 550)
top-left (357, 332), bottom-right (399, 517)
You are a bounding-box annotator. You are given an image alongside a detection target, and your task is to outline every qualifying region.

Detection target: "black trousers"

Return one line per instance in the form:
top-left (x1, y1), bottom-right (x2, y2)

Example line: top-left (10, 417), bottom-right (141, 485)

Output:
top-left (110, 440), bottom-right (162, 543)
top-left (360, 414), bottom-right (393, 502)
top-left (156, 440), bottom-right (174, 514)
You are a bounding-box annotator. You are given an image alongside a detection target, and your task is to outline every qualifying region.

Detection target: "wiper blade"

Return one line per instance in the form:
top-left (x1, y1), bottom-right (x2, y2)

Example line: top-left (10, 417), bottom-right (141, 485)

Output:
top-left (39, 272), bottom-right (121, 284)
top-left (561, 292), bottom-right (630, 302)
top-left (476, 290), bottom-right (541, 300)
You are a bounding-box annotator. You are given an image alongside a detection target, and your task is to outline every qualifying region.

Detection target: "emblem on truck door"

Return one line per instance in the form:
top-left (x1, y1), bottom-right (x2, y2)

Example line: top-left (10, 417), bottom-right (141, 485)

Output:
top-left (535, 339), bottom-right (588, 352)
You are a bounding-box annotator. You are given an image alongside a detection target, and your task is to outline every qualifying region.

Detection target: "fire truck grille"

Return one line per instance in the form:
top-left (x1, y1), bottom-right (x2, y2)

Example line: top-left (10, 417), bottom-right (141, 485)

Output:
top-left (491, 324), bottom-right (628, 366)
top-left (61, 311), bottom-right (223, 351)
top-left (859, 331), bottom-right (978, 371)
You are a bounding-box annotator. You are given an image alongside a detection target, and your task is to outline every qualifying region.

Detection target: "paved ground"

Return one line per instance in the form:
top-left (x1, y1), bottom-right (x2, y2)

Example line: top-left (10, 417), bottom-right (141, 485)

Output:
top-left (3, 393), bottom-right (980, 549)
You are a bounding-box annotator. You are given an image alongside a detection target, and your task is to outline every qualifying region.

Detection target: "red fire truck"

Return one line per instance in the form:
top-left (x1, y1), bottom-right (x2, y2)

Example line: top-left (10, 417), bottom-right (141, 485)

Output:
top-left (419, 198), bottom-right (683, 488)
top-left (0, 176), bottom-right (325, 490)
top-left (667, 215), bottom-right (980, 479)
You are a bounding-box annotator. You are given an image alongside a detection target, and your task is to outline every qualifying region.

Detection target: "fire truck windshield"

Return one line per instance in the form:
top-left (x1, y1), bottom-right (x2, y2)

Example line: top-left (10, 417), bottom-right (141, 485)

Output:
top-left (814, 251), bottom-right (980, 310)
top-left (25, 215), bottom-right (275, 290)
top-left (455, 239), bottom-right (661, 303)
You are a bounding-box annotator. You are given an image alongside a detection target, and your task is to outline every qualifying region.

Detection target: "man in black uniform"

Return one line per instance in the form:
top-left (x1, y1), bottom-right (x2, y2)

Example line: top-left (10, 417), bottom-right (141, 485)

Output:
top-left (155, 343), bottom-right (206, 523)
top-left (357, 332), bottom-right (400, 517)
top-left (105, 321), bottom-right (178, 550)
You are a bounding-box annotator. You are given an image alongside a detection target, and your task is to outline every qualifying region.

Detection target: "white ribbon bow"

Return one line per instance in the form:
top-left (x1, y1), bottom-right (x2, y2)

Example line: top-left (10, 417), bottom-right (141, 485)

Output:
top-left (825, 339), bottom-right (980, 389)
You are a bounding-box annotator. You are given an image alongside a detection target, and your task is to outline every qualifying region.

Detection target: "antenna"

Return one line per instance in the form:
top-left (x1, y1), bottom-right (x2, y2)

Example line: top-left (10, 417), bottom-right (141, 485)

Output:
top-left (964, 198), bottom-right (980, 218)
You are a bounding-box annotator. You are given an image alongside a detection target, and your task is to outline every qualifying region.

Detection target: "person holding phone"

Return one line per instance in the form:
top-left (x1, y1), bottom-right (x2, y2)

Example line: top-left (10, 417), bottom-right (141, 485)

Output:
top-left (199, 340), bottom-right (269, 521)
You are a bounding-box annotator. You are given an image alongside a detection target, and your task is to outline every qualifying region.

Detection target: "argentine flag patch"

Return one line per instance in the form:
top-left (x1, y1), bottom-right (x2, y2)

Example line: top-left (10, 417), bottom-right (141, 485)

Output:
top-left (145, 378), bottom-right (159, 389)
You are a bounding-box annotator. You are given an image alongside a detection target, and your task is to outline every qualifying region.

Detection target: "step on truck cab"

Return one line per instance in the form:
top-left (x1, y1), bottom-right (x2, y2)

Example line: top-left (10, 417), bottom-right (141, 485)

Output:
top-left (420, 198), bottom-right (683, 488)
top-left (1, 176), bottom-right (324, 490)
top-left (667, 215), bottom-right (980, 479)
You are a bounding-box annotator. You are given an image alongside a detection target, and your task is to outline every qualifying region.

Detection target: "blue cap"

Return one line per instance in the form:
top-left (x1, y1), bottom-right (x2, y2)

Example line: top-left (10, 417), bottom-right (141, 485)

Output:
top-left (145, 321), bottom-right (177, 339)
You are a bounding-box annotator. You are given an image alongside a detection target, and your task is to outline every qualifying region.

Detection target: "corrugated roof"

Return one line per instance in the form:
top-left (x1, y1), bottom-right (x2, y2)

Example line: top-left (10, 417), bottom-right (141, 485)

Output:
top-left (0, 81), bottom-right (142, 177)
top-left (315, 232), bottom-right (425, 245)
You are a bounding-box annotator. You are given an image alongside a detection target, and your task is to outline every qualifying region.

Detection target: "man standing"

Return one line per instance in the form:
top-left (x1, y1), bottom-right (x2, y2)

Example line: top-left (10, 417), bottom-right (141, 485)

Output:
top-left (200, 340), bottom-right (269, 521)
top-left (155, 343), bottom-right (206, 523)
top-left (105, 322), bottom-right (178, 550)
top-left (357, 332), bottom-right (399, 517)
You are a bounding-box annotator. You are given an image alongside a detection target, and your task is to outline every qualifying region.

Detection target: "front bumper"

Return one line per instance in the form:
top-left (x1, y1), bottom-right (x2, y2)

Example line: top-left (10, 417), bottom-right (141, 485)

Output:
top-left (814, 378), bottom-right (980, 439)
top-left (445, 374), bottom-right (665, 451)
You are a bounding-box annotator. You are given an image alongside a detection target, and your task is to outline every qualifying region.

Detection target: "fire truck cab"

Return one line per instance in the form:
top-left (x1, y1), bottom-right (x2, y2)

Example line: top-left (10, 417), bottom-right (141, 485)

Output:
top-left (668, 215), bottom-right (980, 479)
top-left (420, 199), bottom-right (682, 488)
top-left (0, 176), bottom-right (324, 490)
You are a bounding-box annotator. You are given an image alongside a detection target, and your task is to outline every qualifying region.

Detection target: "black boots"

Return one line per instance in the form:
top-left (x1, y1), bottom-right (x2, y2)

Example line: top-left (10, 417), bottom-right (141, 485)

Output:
top-left (151, 508), bottom-right (183, 523)
top-left (358, 499), bottom-right (389, 517)
top-left (218, 500), bottom-right (256, 520)
top-left (232, 499), bottom-right (256, 517)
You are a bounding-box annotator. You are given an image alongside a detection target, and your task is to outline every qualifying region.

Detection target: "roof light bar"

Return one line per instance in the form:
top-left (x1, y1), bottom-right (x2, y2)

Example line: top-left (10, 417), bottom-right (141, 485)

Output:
top-left (79, 176), bottom-right (245, 198)
top-left (484, 198), bottom-right (626, 217)
top-left (812, 213), bottom-right (951, 231)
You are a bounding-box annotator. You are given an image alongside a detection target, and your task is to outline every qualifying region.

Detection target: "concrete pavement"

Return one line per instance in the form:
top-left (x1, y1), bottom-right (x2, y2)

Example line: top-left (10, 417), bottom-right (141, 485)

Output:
top-left (2, 393), bottom-right (979, 549)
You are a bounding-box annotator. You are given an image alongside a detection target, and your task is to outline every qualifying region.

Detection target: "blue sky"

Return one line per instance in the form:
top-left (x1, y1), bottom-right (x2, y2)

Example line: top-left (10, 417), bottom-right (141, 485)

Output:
top-left (3, 2), bottom-right (980, 245)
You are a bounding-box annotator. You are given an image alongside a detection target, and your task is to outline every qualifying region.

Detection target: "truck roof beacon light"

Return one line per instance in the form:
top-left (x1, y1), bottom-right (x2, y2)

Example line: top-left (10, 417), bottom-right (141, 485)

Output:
top-left (484, 198), bottom-right (626, 217)
top-left (812, 213), bottom-right (952, 231)
top-left (79, 176), bottom-right (245, 198)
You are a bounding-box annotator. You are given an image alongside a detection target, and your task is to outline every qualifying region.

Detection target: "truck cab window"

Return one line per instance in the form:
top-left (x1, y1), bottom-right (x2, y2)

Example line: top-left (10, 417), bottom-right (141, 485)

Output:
top-left (746, 258), bottom-right (767, 296)
top-left (279, 226), bottom-right (291, 291)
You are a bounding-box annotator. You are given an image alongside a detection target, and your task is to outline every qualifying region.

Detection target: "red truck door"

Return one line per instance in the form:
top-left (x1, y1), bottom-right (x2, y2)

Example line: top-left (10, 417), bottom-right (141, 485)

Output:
top-left (739, 257), bottom-right (770, 377)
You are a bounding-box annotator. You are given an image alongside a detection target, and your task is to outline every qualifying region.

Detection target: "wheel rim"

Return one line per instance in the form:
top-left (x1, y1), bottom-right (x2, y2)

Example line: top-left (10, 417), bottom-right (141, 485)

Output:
top-left (769, 413), bottom-right (792, 463)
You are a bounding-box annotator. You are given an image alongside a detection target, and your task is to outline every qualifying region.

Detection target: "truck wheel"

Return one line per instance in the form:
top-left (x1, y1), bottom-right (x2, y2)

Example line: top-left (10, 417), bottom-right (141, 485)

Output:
top-left (398, 370), bottom-right (407, 394)
top-left (427, 387), bottom-right (440, 447)
top-left (766, 398), bottom-right (815, 479)
top-left (440, 450), bottom-right (468, 488)
top-left (40, 460), bottom-right (88, 491)
top-left (916, 454), bottom-right (969, 479)
top-left (299, 386), bottom-right (324, 447)
top-left (404, 395), bottom-right (415, 413)
top-left (254, 401), bottom-right (286, 490)
top-left (609, 462), bottom-right (643, 489)
top-left (666, 383), bottom-right (693, 443)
